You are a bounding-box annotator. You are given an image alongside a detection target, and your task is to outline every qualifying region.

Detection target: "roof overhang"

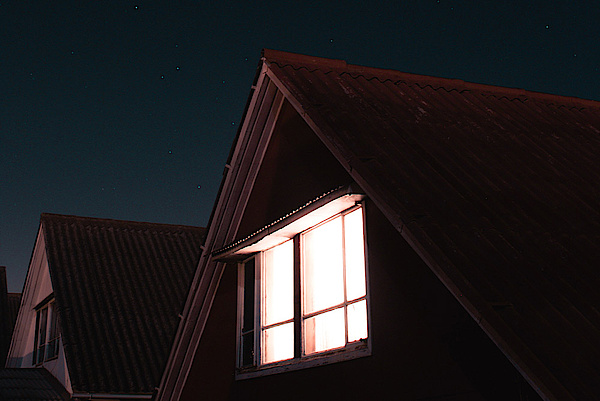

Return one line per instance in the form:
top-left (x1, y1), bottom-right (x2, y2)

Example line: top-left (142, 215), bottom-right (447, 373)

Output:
top-left (213, 186), bottom-right (365, 261)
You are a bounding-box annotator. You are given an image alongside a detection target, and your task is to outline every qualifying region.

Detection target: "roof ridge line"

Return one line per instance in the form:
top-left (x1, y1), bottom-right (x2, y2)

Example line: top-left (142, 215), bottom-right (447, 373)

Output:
top-left (40, 213), bottom-right (205, 230)
top-left (263, 49), bottom-right (600, 108)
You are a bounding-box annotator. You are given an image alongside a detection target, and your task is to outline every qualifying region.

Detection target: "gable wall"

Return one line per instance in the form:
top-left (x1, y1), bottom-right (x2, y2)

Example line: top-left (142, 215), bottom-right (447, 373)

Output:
top-left (7, 228), bottom-right (52, 368)
top-left (5, 227), bottom-right (72, 393)
top-left (178, 106), bottom-right (541, 400)
top-left (235, 100), bottom-right (353, 241)
top-left (182, 197), bottom-right (542, 400)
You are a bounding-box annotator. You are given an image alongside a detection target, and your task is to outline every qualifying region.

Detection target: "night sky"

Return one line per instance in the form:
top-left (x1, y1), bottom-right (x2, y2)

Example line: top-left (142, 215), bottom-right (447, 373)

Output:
top-left (1, 1), bottom-right (599, 292)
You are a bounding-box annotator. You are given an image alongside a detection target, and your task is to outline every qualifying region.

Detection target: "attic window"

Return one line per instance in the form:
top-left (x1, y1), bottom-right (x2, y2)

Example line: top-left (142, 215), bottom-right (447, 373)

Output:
top-left (33, 298), bottom-right (60, 365)
top-left (235, 202), bottom-right (370, 378)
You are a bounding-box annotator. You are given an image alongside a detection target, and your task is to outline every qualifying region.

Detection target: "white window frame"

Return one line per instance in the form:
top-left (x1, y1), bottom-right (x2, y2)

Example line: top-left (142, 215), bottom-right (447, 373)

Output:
top-left (33, 297), bottom-right (60, 365)
top-left (235, 203), bottom-right (371, 379)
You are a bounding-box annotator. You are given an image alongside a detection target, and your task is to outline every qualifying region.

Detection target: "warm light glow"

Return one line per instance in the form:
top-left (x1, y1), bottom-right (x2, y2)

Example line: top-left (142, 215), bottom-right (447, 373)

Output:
top-left (252, 205), bottom-right (369, 366)
top-left (262, 240), bottom-right (294, 326)
top-left (304, 308), bottom-right (345, 355)
top-left (262, 323), bottom-right (294, 364)
top-left (344, 208), bottom-right (367, 301)
top-left (302, 216), bottom-right (344, 314)
top-left (347, 300), bottom-right (368, 342)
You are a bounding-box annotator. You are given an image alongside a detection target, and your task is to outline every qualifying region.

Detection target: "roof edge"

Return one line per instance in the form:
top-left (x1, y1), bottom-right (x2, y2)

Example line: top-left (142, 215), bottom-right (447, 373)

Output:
top-left (262, 48), bottom-right (347, 70)
top-left (40, 213), bottom-right (206, 232)
top-left (262, 48), bottom-right (600, 108)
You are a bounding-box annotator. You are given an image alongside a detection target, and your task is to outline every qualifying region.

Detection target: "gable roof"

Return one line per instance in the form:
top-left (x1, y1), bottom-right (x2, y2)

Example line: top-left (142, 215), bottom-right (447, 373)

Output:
top-left (0, 368), bottom-right (69, 401)
top-left (41, 214), bottom-right (206, 395)
top-left (158, 50), bottom-right (600, 401)
top-left (261, 50), bottom-right (600, 400)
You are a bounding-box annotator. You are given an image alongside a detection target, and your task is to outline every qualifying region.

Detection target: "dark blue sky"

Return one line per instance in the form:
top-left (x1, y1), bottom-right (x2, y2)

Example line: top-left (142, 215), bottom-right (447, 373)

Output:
top-left (1, 1), bottom-right (599, 291)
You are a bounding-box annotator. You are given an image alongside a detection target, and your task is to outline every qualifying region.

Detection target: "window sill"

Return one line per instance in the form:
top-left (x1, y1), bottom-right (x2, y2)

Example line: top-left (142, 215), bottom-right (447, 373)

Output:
top-left (235, 341), bottom-right (370, 380)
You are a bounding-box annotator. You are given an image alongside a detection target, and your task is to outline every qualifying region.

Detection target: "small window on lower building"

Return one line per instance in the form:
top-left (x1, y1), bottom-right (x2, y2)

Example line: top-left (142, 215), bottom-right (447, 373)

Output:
top-left (236, 204), bottom-right (370, 377)
top-left (33, 298), bottom-right (60, 365)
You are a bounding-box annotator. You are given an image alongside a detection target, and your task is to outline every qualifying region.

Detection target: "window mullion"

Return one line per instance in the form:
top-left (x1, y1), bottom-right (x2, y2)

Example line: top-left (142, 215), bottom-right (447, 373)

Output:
top-left (293, 235), bottom-right (302, 358)
top-left (255, 254), bottom-right (261, 366)
top-left (262, 318), bottom-right (295, 331)
top-left (341, 214), bottom-right (349, 346)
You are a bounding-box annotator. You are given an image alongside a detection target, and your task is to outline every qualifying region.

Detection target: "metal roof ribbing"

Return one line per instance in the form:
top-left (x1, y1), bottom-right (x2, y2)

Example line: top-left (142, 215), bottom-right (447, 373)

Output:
top-left (263, 49), bottom-right (600, 400)
top-left (41, 214), bottom-right (206, 394)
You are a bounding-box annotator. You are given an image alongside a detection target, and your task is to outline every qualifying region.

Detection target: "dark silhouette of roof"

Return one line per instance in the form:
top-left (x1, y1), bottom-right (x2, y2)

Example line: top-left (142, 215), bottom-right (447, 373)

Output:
top-left (6, 294), bottom-right (21, 327)
top-left (260, 49), bottom-right (600, 400)
top-left (0, 368), bottom-right (69, 401)
top-left (1, 267), bottom-right (21, 368)
top-left (41, 213), bottom-right (206, 395)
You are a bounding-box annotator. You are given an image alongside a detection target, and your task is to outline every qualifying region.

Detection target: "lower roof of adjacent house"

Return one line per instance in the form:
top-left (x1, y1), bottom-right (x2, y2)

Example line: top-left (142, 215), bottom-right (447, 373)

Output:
top-left (0, 368), bottom-right (69, 401)
top-left (37, 214), bottom-right (206, 395)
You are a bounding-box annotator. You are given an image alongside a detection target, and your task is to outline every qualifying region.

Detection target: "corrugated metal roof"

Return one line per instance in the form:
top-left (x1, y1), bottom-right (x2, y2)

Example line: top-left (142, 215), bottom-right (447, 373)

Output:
top-left (262, 49), bottom-right (600, 400)
top-left (0, 368), bottom-right (69, 400)
top-left (41, 214), bottom-right (206, 394)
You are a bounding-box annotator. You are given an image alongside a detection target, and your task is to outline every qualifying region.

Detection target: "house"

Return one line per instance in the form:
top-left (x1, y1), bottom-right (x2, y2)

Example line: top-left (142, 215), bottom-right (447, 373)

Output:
top-left (1, 266), bottom-right (21, 367)
top-left (4, 213), bottom-right (206, 399)
top-left (157, 50), bottom-right (600, 401)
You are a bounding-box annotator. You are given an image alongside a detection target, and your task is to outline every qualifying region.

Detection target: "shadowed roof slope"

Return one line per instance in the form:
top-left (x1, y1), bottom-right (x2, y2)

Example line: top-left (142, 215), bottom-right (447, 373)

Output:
top-left (41, 214), bottom-right (206, 395)
top-left (261, 49), bottom-right (600, 400)
top-left (0, 368), bottom-right (69, 400)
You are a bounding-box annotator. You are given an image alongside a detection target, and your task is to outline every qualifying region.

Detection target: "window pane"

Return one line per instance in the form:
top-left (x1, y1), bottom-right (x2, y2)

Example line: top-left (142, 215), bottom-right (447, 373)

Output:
top-left (302, 217), bottom-right (344, 314)
top-left (347, 300), bottom-right (368, 343)
top-left (242, 259), bottom-right (255, 333)
top-left (262, 323), bottom-right (294, 364)
top-left (38, 308), bottom-right (48, 345)
top-left (46, 304), bottom-right (59, 359)
top-left (262, 240), bottom-right (294, 326)
top-left (37, 307), bottom-right (48, 364)
top-left (304, 308), bottom-right (345, 355)
top-left (241, 332), bottom-right (255, 367)
top-left (344, 208), bottom-right (367, 301)
top-left (33, 310), bottom-right (41, 365)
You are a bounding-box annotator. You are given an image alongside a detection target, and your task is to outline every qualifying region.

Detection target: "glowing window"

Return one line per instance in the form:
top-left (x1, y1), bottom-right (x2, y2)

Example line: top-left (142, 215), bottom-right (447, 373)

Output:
top-left (237, 205), bottom-right (369, 372)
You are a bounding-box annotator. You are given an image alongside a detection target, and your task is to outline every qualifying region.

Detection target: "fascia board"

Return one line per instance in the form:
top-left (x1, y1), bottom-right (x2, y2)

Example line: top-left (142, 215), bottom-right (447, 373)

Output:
top-left (156, 61), bottom-right (284, 401)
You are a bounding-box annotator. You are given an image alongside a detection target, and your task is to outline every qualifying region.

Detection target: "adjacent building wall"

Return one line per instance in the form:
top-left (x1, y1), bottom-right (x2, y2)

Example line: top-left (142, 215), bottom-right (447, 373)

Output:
top-left (5, 227), bottom-right (72, 394)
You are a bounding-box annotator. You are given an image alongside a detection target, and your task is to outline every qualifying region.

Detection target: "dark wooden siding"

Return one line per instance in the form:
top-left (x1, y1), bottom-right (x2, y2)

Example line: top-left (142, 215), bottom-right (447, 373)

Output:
top-left (181, 199), bottom-right (541, 400)
top-left (235, 100), bottom-right (353, 241)
top-left (263, 49), bottom-right (600, 399)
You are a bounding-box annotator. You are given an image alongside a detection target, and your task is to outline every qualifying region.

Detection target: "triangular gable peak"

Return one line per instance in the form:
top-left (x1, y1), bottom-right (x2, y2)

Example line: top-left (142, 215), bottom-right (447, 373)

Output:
top-left (6, 225), bottom-right (72, 393)
top-left (159, 50), bottom-right (600, 401)
top-left (159, 53), bottom-right (355, 400)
